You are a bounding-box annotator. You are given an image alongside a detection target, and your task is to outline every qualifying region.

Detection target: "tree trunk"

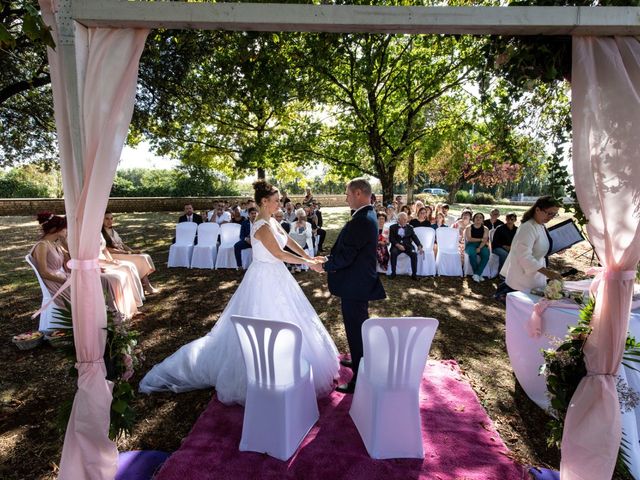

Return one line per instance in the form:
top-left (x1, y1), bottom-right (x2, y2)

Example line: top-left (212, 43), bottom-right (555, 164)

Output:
top-left (257, 167), bottom-right (265, 179)
top-left (447, 182), bottom-right (460, 205)
top-left (406, 151), bottom-right (415, 203)
top-left (379, 166), bottom-right (396, 206)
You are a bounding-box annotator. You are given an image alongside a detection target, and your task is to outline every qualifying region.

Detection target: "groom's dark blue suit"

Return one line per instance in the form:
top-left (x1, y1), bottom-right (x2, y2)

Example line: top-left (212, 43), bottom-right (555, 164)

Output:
top-left (323, 205), bottom-right (386, 385)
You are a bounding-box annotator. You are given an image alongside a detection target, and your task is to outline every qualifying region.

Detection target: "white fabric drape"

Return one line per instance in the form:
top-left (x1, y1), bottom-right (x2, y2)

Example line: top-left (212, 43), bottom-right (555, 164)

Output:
top-left (562, 36), bottom-right (640, 480)
top-left (39, 1), bottom-right (148, 478)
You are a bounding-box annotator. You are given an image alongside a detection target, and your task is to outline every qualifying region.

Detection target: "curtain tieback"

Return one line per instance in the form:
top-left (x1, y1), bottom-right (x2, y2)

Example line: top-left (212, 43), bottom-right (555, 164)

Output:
top-left (75, 359), bottom-right (104, 369)
top-left (585, 267), bottom-right (636, 297)
top-left (586, 372), bottom-right (616, 377)
top-left (31, 258), bottom-right (100, 319)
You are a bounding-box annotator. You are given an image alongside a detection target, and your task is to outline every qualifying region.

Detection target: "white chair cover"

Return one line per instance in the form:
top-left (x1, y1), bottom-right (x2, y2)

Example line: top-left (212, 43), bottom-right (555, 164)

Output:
top-left (435, 227), bottom-right (463, 276)
top-left (463, 250), bottom-right (500, 278)
top-left (25, 254), bottom-right (56, 331)
top-left (415, 227), bottom-right (436, 277)
top-left (168, 222), bottom-right (197, 268)
top-left (241, 248), bottom-right (253, 270)
top-left (350, 316), bottom-right (439, 459)
top-left (215, 223), bottom-right (242, 269)
top-left (230, 315), bottom-right (319, 461)
top-left (190, 223), bottom-right (220, 269)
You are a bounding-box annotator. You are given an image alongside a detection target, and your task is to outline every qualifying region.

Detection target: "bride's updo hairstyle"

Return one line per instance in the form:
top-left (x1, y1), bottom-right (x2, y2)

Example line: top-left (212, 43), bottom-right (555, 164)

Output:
top-left (253, 180), bottom-right (279, 206)
top-left (37, 211), bottom-right (67, 235)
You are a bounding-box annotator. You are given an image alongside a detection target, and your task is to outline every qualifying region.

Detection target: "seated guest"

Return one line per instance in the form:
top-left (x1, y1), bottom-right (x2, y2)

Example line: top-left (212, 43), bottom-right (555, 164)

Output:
top-left (400, 204), bottom-right (412, 219)
top-left (288, 208), bottom-right (314, 270)
top-left (388, 212), bottom-right (423, 280)
top-left (210, 204), bottom-right (231, 225)
top-left (452, 209), bottom-right (473, 239)
top-left (303, 187), bottom-right (315, 206)
top-left (497, 196), bottom-right (562, 300)
top-left (99, 235), bottom-right (144, 319)
top-left (395, 195), bottom-right (404, 212)
top-left (283, 201), bottom-right (297, 223)
top-left (241, 200), bottom-right (256, 218)
top-left (280, 190), bottom-right (291, 207)
top-left (306, 204), bottom-right (326, 253)
top-left (433, 211), bottom-right (447, 228)
top-left (376, 212), bottom-right (390, 272)
top-left (386, 205), bottom-right (398, 224)
top-left (410, 207), bottom-right (432, 228)
top-left (179, 204), bottom-right (203, 224)
top-left (234, 207), bottom-right (258, 269)
top-left (30, 213), bottom-right (71, 308)
top-left (311, 202), bottom-right (326, 252)
top-left (442, 203), bottom-right (457, 226)
top-left (274, 210), bottom-right (290, 233)
top-left (464, 212), bottom-right (490, 283)
top-left (230, 206), bottom-right (244, 224)
top-left (492, 212), bottom-right (518, 272)
top-left (102, 212), bottom-right (158, 295)
top-left (484, 208), bottom-right (504, 231)
top-left (413, 200), bottom-right (425, 217)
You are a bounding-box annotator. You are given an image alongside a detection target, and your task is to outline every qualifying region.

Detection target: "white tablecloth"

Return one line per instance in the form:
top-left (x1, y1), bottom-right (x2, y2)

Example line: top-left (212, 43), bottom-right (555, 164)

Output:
top-left (506, 291), bottom-right (640, 478)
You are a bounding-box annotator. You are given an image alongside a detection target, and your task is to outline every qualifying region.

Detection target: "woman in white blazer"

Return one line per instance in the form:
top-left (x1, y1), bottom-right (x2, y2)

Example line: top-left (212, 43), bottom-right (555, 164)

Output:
top-left (500, 196), bottom-right (563, 293)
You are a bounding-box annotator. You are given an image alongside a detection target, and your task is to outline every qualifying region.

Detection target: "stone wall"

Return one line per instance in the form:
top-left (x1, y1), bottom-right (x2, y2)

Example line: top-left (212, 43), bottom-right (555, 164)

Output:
top-left (0, 195), bottom-right (348, 216)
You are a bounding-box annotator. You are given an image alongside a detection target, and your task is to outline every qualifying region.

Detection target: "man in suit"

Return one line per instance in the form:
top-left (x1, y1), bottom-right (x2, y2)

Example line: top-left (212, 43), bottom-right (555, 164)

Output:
top-left (274, 209), bottom-right (290, 233)
top-left (311, 202), bottom-right (326, 253)
top-left (311, 178), bottom-right (386, 394)
top-left (174, 204), bottom-right (203, 244)
top-left (389, 212), bottom-right (423, 280)
top-left (234, 207), bottom-right (257, 268)
top-left (178, 204), bottom-right (203, 225)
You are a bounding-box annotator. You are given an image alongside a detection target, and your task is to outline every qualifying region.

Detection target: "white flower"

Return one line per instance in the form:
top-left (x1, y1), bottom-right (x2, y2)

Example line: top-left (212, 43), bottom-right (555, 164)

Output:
top-left (545, 280), bottom-right (564, 300)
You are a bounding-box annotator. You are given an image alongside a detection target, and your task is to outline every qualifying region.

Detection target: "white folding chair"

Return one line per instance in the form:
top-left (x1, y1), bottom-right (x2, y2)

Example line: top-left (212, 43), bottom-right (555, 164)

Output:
top-left (230, 315), bottom-right (319, 461)
top-left (414, 227), bottom-right (436, 277)
top-left (168, 222), bottom-right (197, 268)
top-left (435, 227), bottom-right (463, 276)
top-left (190, 223), bottom-right (220, 269)
top-left (215, 223), bottom-right (242, 269)
top-left (350, 317), bottom-right (439, 459)
top-left (240, 248), bottom-right (253, 269)
top-left (25, 254), bottom-right (56, 331)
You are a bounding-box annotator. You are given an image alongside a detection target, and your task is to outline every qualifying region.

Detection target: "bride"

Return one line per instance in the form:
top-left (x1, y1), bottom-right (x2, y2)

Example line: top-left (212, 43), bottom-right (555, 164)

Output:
top-left (140, 180), bottom-right (340, 405)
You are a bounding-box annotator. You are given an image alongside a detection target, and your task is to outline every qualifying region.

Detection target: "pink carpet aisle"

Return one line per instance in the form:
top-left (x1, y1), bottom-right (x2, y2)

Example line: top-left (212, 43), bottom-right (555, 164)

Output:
top-left (154, 360), bottom-right (527, 480)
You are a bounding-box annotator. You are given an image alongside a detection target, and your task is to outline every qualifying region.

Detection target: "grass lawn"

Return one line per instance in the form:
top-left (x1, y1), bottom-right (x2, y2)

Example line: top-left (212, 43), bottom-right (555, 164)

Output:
top-left (0, 206), bottom-right (592, 479)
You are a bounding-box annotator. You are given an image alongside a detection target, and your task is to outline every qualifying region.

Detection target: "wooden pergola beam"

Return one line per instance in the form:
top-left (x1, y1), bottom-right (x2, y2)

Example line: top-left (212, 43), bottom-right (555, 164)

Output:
top-left (72, 2), bottom-right (640, 36)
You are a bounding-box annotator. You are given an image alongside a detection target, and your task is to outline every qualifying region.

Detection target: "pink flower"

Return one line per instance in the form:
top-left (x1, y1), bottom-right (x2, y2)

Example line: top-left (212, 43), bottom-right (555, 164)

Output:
top-left (123, 354), bottom-right (133, 369)
top-left (122, 369), bottom-right (133, 381)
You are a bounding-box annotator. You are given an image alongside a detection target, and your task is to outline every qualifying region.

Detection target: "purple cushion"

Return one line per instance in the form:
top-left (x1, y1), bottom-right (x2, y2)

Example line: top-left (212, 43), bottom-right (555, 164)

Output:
top-left (116, 450), bottom-right (170, 480)
top-left (529, 467), bottom-right (560, 480)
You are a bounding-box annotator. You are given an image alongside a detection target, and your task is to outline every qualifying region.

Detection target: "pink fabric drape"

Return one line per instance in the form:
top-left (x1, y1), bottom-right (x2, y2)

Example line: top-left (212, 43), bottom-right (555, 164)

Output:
top-left (39, 2), bottom-right (148, 478)
top-left (562, 36), bottom-right (640, 480)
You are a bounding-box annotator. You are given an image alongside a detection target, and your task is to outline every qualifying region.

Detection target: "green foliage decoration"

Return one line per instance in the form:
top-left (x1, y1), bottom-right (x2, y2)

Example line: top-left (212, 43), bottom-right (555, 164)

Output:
top-left (541, 297), bottom-right (640, 478)
top-left (51, 302), bottom-right (144, 440)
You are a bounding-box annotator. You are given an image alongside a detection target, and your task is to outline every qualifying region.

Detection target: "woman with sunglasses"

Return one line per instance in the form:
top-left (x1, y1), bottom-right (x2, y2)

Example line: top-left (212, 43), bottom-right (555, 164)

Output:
top-left (498, 196), bottom-right (563, 298)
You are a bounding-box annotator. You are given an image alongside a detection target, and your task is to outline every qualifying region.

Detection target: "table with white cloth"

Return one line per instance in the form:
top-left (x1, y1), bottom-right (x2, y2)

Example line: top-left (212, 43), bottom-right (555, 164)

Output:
top-left (506, 289), bottom-right (640, 478)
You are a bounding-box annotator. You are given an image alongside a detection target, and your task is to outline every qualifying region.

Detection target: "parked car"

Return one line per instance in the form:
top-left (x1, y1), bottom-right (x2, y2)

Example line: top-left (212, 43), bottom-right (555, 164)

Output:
top-left (422, 188), bottom-right (449, 196)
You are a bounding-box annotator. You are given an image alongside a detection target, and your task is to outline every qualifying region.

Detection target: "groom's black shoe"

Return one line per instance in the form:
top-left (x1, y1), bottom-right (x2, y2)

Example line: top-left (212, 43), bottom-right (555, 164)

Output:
top-left (336, 382), bottom-right (356, 394)
top-left (339, 358), bottom-right (353, 368)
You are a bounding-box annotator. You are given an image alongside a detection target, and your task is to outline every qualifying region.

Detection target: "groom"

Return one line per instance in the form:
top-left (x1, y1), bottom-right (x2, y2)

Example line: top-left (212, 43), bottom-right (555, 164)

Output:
top-left (311, 178), bottom-right (386, 393)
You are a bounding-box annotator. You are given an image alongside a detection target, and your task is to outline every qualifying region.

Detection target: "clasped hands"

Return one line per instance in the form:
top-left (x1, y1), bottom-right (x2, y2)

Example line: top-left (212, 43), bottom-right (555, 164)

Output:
top-left (308, 256), bottom-right (327, 273)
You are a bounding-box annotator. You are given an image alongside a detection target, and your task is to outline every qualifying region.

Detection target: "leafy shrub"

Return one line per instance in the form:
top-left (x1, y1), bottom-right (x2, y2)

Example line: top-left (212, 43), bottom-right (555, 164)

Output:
top-left (472, 192), bottom-right (496, 205)
top-left (0, 165), bottom-right (60, 198)
top-left (455, 190), bottom-right (473, 203)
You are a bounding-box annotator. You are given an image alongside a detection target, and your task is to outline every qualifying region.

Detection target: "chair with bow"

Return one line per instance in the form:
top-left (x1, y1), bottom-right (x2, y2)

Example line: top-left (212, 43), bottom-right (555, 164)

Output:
top-left (350, 316), bottom-right (439, 459)
top-left (230, 315), bottom-right (319, 461)
top-left (168, 222), bottom-right (197, 268)
top-left (190, 223), bottom-right (220, 269)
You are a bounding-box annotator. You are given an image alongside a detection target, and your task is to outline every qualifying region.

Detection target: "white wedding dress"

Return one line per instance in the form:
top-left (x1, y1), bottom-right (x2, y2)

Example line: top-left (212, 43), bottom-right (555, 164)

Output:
top-left (140, 218), bottom-right (340, 405)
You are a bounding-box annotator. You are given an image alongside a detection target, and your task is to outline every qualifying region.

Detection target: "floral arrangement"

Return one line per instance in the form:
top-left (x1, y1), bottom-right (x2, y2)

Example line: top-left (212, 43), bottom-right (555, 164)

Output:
top-left (52, 301), bottom-right (144, 440)
top-left (533, 279), bottom-right (585, 305)
top-left (540, 297), bottom-right (640, 478)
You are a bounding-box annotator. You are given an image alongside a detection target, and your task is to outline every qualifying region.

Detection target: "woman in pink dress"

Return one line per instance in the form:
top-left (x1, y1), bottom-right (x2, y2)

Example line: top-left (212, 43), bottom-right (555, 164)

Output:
top-left (102, 212), bottom-right (158, 294)
top-left (30, 213), bottom-right (71, 308)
